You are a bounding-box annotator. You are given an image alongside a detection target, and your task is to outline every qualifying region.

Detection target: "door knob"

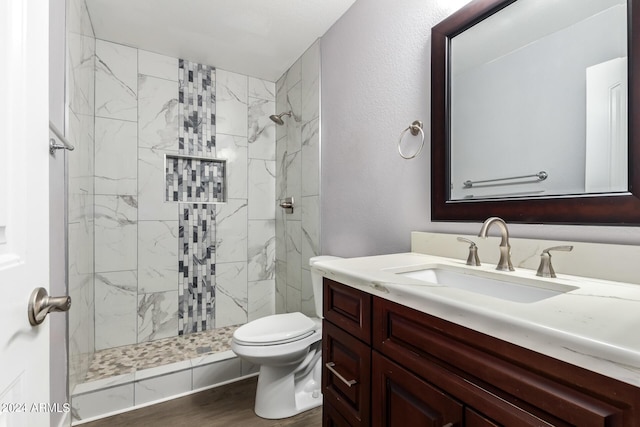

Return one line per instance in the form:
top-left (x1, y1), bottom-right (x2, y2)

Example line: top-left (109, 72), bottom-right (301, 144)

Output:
top-left (28, 287), bottom-right (71, 326)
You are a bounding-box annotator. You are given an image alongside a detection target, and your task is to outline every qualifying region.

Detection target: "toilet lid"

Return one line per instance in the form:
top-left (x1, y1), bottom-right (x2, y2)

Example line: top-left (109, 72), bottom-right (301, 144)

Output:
top-left (233, 312), bottom-right (316, 345)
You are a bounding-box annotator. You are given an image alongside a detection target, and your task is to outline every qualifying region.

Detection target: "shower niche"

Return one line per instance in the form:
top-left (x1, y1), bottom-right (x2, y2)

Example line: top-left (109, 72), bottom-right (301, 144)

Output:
top-left (165, 154), bottom-right (227, 204)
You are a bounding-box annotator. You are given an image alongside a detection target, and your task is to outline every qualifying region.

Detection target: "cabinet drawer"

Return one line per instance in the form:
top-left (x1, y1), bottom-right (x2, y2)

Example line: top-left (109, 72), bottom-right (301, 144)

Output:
top-left (372, 351), bottom-right (463, 427)
top-left (374, 297), bottom-right (629, 426)
top-left (322, 320), bottom-right (371, 426)
top-left (323, 278), bottom-right (371, 343)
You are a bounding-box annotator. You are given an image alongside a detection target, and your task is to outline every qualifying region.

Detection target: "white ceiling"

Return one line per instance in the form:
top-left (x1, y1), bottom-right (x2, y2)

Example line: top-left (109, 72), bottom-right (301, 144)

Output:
top-left (85, 0), bottom-right (356, 82)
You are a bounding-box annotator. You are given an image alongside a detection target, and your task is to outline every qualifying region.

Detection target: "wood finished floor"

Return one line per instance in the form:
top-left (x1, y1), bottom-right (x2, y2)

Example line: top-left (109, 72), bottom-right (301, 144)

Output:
top-left (82, 377), bottom-right (322, 427)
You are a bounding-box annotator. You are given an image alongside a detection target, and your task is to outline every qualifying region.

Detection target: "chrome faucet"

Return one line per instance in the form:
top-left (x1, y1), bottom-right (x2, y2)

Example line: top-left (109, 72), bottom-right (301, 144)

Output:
top-left (477, 217), bottom-right (514, 271)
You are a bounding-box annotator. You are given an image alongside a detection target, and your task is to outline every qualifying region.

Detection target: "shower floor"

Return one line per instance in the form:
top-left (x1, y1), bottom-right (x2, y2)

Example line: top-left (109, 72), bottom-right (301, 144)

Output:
top-left (83, 325), bottom-right (239, 383)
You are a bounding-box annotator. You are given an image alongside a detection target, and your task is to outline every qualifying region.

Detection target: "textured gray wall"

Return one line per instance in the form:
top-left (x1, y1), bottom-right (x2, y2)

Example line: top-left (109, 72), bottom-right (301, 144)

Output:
top-left (321, 0), bottom-right (640, 258)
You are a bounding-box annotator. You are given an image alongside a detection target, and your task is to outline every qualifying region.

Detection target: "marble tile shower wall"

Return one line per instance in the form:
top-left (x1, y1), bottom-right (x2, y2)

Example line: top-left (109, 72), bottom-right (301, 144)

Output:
top-left (275, 40), bottom-right (321, 316)
top-left (67, 0), bottom-right (96, 393)
top-left (93, 39), bottom-right (276, 352)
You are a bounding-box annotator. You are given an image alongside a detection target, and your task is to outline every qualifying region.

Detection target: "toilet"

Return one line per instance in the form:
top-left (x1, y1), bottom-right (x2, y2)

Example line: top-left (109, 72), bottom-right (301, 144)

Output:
top-left (231, 255), bottom-right (341, 419)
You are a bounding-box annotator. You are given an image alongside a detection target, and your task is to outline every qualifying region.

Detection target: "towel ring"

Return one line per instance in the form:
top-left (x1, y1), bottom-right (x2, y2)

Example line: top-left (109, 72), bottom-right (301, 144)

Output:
top-left (397, 120), bottom-right (424, 160)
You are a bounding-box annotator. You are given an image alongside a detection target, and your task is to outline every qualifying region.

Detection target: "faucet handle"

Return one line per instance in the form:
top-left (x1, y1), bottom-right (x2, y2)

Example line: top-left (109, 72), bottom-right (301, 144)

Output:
top-left (457, 237), bottom-right (481, 266)
top-left (536, 246), bottom-right (573, 278)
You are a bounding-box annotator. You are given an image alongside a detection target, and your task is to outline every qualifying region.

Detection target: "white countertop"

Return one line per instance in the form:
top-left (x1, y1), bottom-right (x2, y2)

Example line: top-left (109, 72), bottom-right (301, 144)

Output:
top-left (312, 252), bottom-right (640, 387)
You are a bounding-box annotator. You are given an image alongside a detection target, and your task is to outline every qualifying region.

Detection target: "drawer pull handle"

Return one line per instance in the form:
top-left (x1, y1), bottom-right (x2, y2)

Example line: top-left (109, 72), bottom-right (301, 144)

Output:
top-left (325, 362), bottom-right (358, 387)
top-left (443, 423), bottom-right (453, 427)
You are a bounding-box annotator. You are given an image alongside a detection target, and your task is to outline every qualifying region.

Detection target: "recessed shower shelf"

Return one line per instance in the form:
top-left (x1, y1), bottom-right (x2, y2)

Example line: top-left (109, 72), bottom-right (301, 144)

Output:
top-left (164, 153), bottom-right (227, 204)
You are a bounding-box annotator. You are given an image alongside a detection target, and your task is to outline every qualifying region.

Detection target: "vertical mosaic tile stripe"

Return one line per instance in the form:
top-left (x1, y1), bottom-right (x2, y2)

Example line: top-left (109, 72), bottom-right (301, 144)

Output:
top-left (178, 59), bottom-right (215, 156)
top-left (177, 59), bottom-right (218, 336)
top-left (178, 204), bottom-right (215, 334)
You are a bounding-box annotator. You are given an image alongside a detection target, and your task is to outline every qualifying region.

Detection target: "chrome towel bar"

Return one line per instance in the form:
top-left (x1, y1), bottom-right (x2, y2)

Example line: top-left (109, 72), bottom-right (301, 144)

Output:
top-left (49, 121), bottom-right (75, 154)
top-left (463, 171), bottom-right (547, 189)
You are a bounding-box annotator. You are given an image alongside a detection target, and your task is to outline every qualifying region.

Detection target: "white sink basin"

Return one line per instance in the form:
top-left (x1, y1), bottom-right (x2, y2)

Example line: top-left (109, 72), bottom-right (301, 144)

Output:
top-left (399, 266), bottom-right (578, 303)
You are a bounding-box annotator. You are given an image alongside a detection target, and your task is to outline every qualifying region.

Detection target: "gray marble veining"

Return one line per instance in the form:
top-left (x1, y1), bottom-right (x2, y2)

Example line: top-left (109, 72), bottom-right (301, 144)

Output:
top-left (248, 220), bottom-right (276, 282)
top-left (72, 41), bottom-right (287, 357)
top-left (138, 221), bottom-right (179, 293)
top-left (95, 117), bottom-right (137, 195)
top-left (138, 291), bottom-right (179, 342)
top-left (139, 50), bottom-right (179, 82)
top-left (276, 136), bottom-right (288, 202)
top-left (285, 82), bottom-right (303, 154)
top-left (95, 40), bottom-right (138, 121)
top-left (67, 32), bottom-right (95, 117)
top-left (248, 97), bottom-right (276, 161)
top-left (67, 0), bottom-right (96, 394)
top-left (248, 279), bottom-right (276, 321)
top-left (301, 118), bottom-right (320, 197)
top-left (138, 148), bottom-right (178, 221)
top-left (301, 196), bottom-right (320, 268)
top-left (274, 44), bottom-right (321, 314)
top-left (216, 70), bottom-right (248, 137)
top-left (286, 221), bottom-right (302, 291)
top-left (249, 77), bottom-right (276, 101)
top-left (215, 200), bottom-right (248, 264)
top-left (284, 151), bottom-right (301, 221)
top-left (95, 271), bottom-right (138, 350)
top-left (94, 195), bottom-right (137, 273)
top-left (248, 159), bottom-right (276, 220)
top-left (216, 135), bottom-right (248, 199)
top-left (215, 262), bottom-right (249, 328)
top-left (138, 75), bottom-right (179, 151)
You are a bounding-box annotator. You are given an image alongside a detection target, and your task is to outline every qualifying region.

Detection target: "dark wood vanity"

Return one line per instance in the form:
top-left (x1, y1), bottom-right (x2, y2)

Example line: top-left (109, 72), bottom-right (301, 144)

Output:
top-left (321, 278), bottom-right (640, 426)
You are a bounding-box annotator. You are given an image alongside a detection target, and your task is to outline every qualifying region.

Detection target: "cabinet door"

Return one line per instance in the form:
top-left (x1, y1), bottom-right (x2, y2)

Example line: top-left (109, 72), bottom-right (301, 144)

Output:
top-left (323, 401), bottom-right (352, 427)
top-left (323, 320), bottom-right (371, 426)
top-left (324, 278), bottom-right (372, 343)
top-left (466, 408), bottom-right (501, 427)
top-left (372, 351), bottom-right (463, 427)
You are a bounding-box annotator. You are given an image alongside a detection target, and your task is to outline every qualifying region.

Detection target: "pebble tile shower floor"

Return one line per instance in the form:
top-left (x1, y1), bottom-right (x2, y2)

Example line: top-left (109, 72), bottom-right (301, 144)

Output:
top-left (83, 325), bottom-right (239, 382)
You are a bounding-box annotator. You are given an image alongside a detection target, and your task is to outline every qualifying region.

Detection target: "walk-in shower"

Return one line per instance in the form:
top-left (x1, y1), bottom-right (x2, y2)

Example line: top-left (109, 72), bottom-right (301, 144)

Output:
top-left (65, 0), bottom-right (322, 421)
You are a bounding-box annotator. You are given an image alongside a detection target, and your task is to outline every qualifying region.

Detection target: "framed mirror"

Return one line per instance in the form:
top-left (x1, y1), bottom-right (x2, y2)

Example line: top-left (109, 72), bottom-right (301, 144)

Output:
top-left (431, 0), bottom-right (640, 224)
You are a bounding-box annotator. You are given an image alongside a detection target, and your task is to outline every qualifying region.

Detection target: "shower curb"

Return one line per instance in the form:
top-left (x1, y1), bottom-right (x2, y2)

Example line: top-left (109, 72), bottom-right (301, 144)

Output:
top-left (70, 350), bottom-right (258, 425)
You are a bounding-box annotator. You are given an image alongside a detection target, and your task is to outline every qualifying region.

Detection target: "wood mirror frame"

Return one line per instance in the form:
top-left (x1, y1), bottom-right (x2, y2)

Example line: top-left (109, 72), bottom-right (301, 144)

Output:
top-left (431, 0), bottom-right (640, 224)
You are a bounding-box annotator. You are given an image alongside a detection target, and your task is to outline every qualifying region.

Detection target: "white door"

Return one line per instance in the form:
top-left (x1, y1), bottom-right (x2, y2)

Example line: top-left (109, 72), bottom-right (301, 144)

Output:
top-left (0, 1), bottom-right (52, 426)
top-left (585, 57), bottom-right (628, 193)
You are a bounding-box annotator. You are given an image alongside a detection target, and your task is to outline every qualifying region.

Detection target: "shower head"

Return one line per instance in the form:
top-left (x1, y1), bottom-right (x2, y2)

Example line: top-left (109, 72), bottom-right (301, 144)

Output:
top-left (269, 111), bottom-right (293, 126)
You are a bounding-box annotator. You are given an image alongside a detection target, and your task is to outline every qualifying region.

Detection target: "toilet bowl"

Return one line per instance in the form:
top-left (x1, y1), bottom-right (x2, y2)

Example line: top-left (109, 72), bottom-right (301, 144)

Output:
top-left (231, 255), bottom-right (341, 419)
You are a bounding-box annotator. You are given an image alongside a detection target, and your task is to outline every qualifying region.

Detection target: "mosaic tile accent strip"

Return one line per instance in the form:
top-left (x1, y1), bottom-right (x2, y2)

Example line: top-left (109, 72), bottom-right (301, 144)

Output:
top-left (179, 204), bottom-right (216, 335)
top-left (84, 326), bottom-right (238, 382)
top-left (177, 59), bottom-right (220, 336)
top-left (178, 59), bottom-right (215, 156)
top-left (165, 155), bottom-right (226, 203)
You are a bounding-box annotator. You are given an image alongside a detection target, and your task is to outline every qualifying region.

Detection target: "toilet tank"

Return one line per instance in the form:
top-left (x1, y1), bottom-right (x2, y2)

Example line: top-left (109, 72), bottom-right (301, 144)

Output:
top-left (309, 256), bottom-right (342, 318)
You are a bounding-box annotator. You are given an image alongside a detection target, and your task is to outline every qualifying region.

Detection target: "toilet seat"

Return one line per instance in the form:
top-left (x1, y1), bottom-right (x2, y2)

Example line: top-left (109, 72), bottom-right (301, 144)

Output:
top-left (233, 312), bottom-right (317, 346)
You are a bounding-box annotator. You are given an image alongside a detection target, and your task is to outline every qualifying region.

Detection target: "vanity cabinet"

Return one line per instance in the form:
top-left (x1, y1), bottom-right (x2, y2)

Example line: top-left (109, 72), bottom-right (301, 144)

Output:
top-left (322, 279), bottom-right (372, 426)
top-left (322, 278), bottom-right (640, 426)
